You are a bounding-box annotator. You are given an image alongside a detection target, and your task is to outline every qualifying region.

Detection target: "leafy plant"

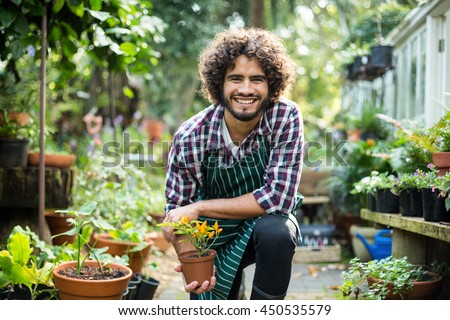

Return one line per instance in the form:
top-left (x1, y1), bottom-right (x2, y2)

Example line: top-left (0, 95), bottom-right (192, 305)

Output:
top-left (0, 226), bottom-right (57, 300)
top-left (328, 139), bottom-right (392, 215)
top-left (340, 256), bottom-right (434, 300)
top-left (107, 221), bottom-right (150, 254)
top-left (158, 216), bottom-right (222, 258)
top-left (72, 151), bottom-right (153, 231)
top-left (54, 201), bottom-right (122, 274)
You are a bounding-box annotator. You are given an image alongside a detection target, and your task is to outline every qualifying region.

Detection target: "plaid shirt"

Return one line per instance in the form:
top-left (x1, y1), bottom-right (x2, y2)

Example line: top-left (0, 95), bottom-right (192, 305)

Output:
top-left (165, 97), bottom-right (304, 215)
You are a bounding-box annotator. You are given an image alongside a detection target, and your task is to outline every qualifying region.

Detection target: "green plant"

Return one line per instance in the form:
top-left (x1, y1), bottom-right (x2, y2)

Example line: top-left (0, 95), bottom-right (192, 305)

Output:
top-left (158, 216), bottom-right (222, 257)
top-left (340, 256), bottom-right (434, 300)
top-left (328, 139), bottom-right (392, 215)
top-left (107, 220), bottom-right (149, 253)
top-left (430, 110), bottom-right (450, 152)
top-left (0, 226), bottom-right (57, 300)
top-left (72, 151), bottom-right (153, 231)
top-left (54, 201), bottom-right (124, 274)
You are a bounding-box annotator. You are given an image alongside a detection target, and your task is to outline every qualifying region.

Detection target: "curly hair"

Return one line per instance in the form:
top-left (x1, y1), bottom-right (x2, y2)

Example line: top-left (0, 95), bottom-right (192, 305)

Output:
top-left (199, 28), bottom-right (296, 104)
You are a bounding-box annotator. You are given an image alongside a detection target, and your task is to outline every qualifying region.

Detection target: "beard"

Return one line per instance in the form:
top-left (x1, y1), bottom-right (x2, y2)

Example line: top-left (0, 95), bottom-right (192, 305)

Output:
top-left (220, 94), bottom-right (271, 122)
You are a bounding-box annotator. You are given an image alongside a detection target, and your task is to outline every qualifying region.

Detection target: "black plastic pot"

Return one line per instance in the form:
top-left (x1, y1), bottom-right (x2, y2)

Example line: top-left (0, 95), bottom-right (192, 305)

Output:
top-left (367, 193), bottom-right (377, 211)
top-left (135, 274), bottom-right (160, 300)
top-left (399, 190), bottom-right (411, 216)
top-left (409, 188), bottom-right (424, 217)
top-left (421, 188), bottom-right (443, 222)
top-left (376, 189), bottom-right (399, 213)
top-left (0, 139), bottom-right (29, 168)
top-left (370, 45), bottom-right (393, 66)
top-left (0, 287), bottom-right (10, 300)
top-left (399, 189), bottom-right (422, 217)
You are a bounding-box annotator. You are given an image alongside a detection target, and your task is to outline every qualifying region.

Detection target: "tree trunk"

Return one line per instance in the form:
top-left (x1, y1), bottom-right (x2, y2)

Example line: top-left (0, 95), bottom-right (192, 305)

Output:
top-left (249, 0), bottom-right (265, 28)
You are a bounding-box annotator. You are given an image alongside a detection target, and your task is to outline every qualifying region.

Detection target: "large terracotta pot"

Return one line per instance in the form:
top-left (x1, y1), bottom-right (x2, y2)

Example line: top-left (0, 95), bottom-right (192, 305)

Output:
top-left (146, 231), bottom-right (171, 252)
top-left (52, 260), bottom-right (132, 300)
top-left (45, 211), bottom-right (76, 245)
top-left (178, 249), bottom-right (216, 285)
top-left (0, 112), bottom-right (29, 125)
top-left (432, 152), bottom-right (450, 176)
top-left (367, 271), bottom-right (443, 300)
top-left (94, 233), bottom-right (153, 273)
top-left (28, 152), bottom-right (76, 168)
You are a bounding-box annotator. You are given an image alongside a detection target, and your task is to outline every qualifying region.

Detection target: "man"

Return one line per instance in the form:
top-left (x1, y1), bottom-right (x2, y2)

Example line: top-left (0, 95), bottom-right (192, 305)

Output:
top-left (162, 27), bottom-right (303, 300)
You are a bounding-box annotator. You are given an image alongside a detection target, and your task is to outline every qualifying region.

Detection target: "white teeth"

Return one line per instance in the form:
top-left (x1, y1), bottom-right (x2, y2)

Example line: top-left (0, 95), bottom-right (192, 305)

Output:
top-left (236, 99), bottom-right (255, 104)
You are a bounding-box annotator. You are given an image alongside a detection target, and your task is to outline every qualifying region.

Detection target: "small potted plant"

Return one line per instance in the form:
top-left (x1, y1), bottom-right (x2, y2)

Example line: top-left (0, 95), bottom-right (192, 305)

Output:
top-left (354, 171), bottom-right (398, 213)
top-left (391, 171), bottom-right (424, 217)
top-left (351, 170), bottom-right (384, 211)
top-left (51, 201), bottom-right (133, 300)
top-left (93, 221), bottom-right (153, 273)
top-left (158, 216), bottom-right (222, 285)
top-left (340, 256), bottom-right (444, 300)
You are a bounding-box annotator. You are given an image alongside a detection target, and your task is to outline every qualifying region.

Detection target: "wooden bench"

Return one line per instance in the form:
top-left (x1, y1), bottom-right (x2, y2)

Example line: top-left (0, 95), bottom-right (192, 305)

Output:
top-left (297, 169), bottom-right (331, 223)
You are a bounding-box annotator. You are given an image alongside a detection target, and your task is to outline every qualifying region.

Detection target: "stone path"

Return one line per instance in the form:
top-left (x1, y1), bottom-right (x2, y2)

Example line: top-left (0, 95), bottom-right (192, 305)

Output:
top-left (145, 246), bottom-right (346, 300)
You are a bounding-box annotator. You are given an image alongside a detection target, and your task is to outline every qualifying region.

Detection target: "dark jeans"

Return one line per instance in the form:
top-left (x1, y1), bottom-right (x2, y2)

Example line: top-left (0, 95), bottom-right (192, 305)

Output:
top-left (191, 214), bottom-right (299, 300)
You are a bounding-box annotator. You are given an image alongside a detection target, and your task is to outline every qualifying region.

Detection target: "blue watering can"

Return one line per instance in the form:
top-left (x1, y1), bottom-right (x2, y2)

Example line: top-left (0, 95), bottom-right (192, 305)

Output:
top-left (355, 229), bottom-right (392, 260)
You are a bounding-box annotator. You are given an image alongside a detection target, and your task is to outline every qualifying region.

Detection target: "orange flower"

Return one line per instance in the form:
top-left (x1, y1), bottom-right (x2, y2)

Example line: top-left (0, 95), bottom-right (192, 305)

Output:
top-left (180, 215), bottom-right (190, 224)
top-left (199, 221), bottom-right (207, 234)
top-left (208, 231), bottom-right (215, 238)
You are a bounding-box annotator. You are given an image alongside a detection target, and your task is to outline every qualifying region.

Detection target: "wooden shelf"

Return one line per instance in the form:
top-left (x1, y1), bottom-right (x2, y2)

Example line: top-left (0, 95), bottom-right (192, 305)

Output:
top-left (361, 209), bottom-right (450, 243)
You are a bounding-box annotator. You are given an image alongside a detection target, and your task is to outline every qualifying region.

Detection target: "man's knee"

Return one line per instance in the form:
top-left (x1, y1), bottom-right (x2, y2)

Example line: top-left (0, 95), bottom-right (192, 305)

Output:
top-left (252, 214), bottom-right (298, 249)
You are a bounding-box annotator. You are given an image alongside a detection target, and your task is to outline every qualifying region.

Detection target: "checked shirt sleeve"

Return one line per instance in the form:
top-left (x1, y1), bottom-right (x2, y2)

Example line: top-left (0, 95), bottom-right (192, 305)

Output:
top-left (253, 106), bottom-right (303, 215)
top-left (164, 135), bottom-right (200, 215)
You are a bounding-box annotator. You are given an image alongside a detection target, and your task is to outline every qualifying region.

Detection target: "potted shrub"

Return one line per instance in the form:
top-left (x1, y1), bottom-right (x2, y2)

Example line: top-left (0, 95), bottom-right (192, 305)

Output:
top-left (0, 226), bottom-right (57, 300)
top-left (158, 216), bottom-right (222, 285)
top-left (51, 202), bottom-right (133, 300)
top-left (340, 256), bottom-right (444, 300)
top-left (93, 221), bottom-right (153, 273)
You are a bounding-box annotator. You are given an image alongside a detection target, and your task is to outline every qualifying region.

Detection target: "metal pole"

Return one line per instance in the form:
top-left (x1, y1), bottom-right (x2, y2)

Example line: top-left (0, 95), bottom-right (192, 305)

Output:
top-left (38, 7), bottom-right (47, 239)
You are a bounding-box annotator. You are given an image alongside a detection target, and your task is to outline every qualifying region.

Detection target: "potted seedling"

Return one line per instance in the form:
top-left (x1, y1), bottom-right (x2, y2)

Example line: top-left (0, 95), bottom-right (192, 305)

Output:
top-left (340, 256), bottom-right (443, 300)
top-left (158, 216), bottom-right (222, 286)
top-left (51, 201), bottom-right (133, 300)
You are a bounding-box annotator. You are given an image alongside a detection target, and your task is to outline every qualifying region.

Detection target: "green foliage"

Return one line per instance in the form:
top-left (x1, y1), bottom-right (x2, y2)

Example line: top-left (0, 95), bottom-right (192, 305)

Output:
top-left (329, 140), bottom-right (392, 215)
top-left (108, 221), bottom-right (149, 253)
top-left (340, 256), bottom-right (432, 300)
top-left (54, 201), bottom-right (122, 274)
top-left (345, 2), bottom-right (411, 46)
top-left (72, 151), bottom-right (153, 230)
top-left (352, 171), bottom-right (394, 195)
top-left (0, 226), bottom-right (57, 299)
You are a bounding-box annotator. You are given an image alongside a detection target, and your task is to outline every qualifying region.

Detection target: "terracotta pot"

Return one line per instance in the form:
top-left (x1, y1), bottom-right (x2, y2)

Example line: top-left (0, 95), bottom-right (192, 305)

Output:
top-left (45, 211), bottom-right (76, 245)
top-left (52, 260), bottom-right (132, 300)
top-left (144, 119), bottom-right (165, 142)
top-left (178, 249), bottom-right (216, 285)
top-left (0, 112), bottom-right (29, 125)
top-left (367, 271), bottom-right (443, 300)
top-left (94, 233), bottom-right (153, 273)
top-left (146, 231), bottom-right (171, 252)
top-left (432, 152), bottom-right (450, 176)
top-left (28, 153), bottom-right (76, 168)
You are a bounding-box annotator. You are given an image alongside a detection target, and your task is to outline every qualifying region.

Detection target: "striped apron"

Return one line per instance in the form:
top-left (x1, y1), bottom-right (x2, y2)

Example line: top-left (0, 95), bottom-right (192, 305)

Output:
top-left (197, 136), bottom-right (302, 300)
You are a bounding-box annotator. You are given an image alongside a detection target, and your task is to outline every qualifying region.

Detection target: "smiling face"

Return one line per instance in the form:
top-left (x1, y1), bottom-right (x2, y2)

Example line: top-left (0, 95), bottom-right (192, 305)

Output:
top-left (221, 55), bottom-right (270, 122)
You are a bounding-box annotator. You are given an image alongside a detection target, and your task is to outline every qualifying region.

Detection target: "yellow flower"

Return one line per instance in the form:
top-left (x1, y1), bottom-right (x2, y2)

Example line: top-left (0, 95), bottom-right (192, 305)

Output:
top-left (156, 218), bottom-right (222, 257)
